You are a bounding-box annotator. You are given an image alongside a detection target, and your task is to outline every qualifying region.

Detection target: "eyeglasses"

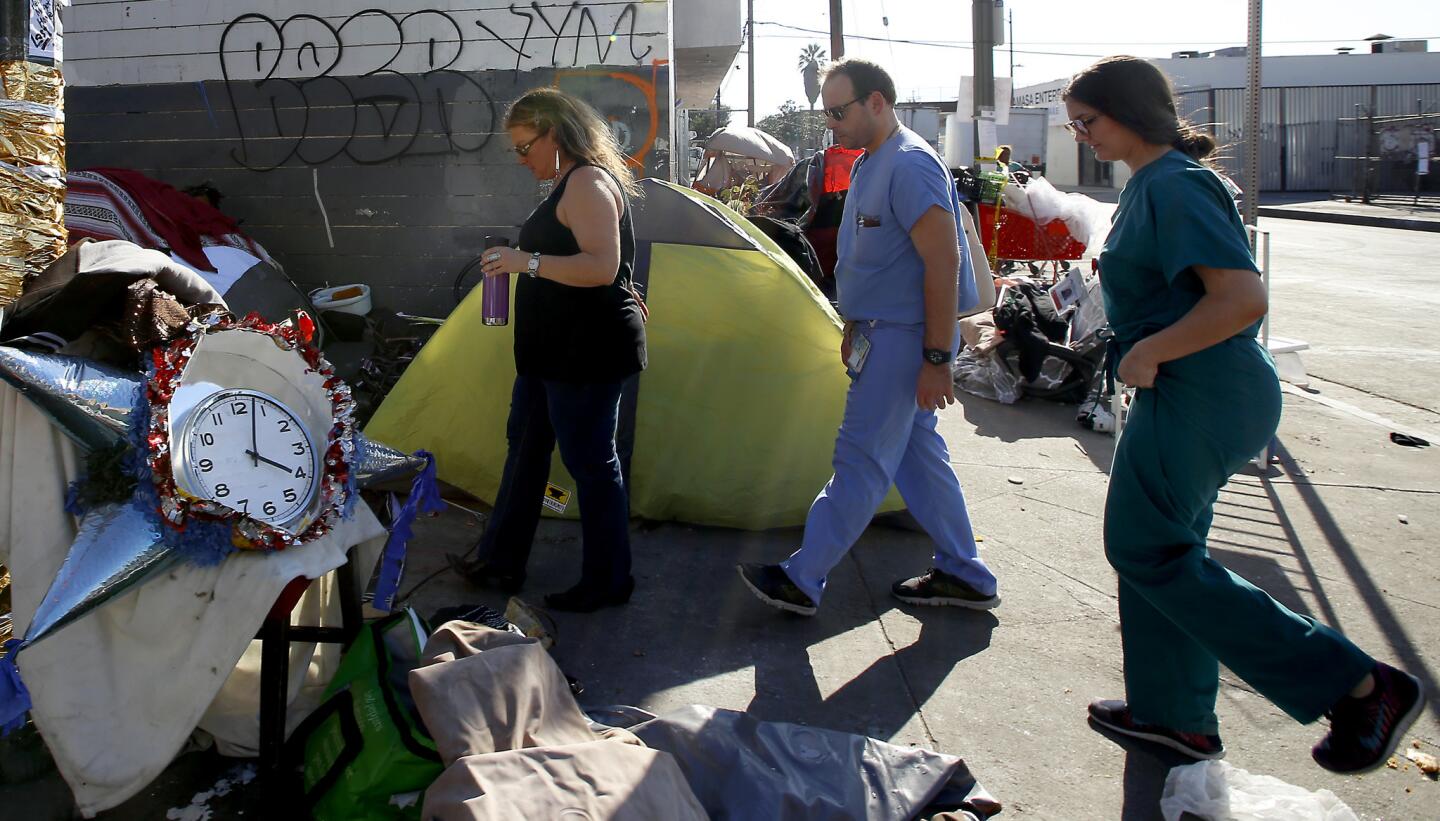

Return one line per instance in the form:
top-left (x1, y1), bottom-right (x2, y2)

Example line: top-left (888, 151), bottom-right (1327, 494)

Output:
top-left (824, 94), bottom-right (870, 122)
top-left (1063, 113), bottom-right (1102, 137)
top-left (512, 132), bottom-right (545, 157)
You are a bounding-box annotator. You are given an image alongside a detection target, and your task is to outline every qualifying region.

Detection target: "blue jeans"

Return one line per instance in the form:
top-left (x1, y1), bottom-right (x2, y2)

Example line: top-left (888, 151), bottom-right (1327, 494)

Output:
top-left (781, 322), bottom-right (997, 603)
top-left (475, 374), bottom-right (632, 591)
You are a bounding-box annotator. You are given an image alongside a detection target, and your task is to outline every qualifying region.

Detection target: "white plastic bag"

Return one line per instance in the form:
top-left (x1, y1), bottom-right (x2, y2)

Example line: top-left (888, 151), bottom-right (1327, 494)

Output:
top-left (999, 176), bottom-right (1113, 254)
top-left (952, 349), bottom-right (1021, 405)
top-left (1160, 760), bottom-right (1359, 821)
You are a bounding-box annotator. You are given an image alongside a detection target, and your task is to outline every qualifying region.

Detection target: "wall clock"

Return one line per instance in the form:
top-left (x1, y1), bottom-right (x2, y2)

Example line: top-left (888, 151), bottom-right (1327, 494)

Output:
top-left (174, 388), bottom-right (321, 528)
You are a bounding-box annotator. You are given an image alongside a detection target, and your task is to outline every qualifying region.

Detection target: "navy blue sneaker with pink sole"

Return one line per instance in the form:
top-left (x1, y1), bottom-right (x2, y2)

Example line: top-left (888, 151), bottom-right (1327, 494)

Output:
top-left (1312, 662), bottom-right (1426, 775)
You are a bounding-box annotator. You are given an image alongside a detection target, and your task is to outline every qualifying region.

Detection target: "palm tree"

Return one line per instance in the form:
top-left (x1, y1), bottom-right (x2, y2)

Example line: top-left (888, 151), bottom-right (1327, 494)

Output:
top-left (797, 43), bottom-right (827, 110)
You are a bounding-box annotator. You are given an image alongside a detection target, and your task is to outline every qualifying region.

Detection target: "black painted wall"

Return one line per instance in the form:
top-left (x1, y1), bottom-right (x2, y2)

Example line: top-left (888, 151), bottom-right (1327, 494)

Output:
top-left (66, 65), bottom-right (671, 316)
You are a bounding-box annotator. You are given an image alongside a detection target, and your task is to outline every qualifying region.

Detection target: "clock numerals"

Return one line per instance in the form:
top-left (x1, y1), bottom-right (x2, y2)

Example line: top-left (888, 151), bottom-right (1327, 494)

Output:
top-left (186, 391), bottom-right (317, 526)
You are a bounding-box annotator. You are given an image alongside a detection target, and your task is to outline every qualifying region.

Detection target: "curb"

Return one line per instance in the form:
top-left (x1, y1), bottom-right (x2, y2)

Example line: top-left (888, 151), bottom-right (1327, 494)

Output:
top-left (1257, 207), bottom-right (1440, 233)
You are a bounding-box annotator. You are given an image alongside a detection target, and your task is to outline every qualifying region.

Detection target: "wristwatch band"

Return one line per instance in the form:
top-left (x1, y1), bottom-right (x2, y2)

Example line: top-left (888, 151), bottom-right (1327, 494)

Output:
top-left (526, 251), bottom-right (541, 278)
top-left (923, 347), bottom-right (953, 365)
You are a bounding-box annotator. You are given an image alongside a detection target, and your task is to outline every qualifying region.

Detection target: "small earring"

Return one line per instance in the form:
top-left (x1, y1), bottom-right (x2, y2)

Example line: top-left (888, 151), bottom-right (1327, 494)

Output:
top-left (554, 148), bottom-right (561, 174)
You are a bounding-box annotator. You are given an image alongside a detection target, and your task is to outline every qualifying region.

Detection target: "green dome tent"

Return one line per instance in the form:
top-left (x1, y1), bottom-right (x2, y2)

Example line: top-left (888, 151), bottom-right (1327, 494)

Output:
top-left (365, 180), bottom-right (901, 529)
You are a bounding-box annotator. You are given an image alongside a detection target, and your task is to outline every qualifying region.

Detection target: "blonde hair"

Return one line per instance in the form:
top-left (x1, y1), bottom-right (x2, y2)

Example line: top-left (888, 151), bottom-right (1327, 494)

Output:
top-left (506, 88), bottom-right (642, 197)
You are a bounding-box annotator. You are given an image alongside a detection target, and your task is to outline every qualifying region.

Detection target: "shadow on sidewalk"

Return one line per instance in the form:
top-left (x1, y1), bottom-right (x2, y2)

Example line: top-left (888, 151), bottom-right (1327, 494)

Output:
top-left (958, 393), bottom-right (1116, 475)
top-left (1262, 440), bottom-right (1438, 722)
top-left (417, 520), bottom-right (1000, 745)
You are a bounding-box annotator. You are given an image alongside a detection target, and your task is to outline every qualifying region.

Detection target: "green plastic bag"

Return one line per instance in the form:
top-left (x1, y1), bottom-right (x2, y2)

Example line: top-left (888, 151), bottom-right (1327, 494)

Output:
top-left (299, 609), bottom-right (443, 821)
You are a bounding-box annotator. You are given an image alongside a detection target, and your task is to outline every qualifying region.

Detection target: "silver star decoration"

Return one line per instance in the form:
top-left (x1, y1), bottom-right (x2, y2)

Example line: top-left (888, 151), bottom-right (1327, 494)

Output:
top-left (0, 346), bottom-right (423, 645)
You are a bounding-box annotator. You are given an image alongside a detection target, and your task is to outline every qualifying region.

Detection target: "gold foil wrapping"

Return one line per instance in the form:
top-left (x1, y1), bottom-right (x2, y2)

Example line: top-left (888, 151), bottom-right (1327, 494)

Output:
top-left (1, 61), bottom-right (64, 108)
top-left (1, 61), bottom-right (67, 308)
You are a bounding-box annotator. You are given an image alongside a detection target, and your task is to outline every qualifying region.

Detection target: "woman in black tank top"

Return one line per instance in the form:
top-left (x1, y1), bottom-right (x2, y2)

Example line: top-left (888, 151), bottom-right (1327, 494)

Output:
top-left (449, 88), bottom-right (645, 612)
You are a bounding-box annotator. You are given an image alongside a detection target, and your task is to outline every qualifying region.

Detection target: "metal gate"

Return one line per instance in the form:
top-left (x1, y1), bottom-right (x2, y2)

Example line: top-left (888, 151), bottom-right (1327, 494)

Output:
top-left (1333, 110), bottom-right (1440, 202)
top-left (1177, 83), bottom-right (1440, 193)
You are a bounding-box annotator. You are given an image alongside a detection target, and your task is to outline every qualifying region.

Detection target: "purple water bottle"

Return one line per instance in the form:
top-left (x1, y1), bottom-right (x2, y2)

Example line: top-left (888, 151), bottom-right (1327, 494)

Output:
top-left (481, 236), bottom-right (510, 326)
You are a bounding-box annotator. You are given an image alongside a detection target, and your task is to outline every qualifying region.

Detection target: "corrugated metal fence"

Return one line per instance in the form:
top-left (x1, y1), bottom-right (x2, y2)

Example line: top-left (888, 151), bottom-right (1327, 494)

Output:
top-left (1177, 83), bottom-right (1440, 192)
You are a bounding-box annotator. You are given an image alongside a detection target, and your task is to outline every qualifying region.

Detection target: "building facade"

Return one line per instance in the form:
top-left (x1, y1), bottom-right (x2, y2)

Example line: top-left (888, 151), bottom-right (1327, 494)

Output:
top-left (1015, 50), bottom-right (1440, 194)
top-left (60, 0), bottom-right (742, 315)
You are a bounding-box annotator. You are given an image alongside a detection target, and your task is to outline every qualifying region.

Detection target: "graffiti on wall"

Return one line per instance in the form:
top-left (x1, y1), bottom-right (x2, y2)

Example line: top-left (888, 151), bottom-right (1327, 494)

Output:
top-left (219, 5), bottom-right (665, 170)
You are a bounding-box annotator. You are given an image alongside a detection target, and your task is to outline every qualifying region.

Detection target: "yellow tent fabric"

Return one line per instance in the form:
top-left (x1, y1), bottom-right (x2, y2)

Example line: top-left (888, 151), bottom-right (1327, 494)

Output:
top-left (365, 180), bottom-right (901, 529)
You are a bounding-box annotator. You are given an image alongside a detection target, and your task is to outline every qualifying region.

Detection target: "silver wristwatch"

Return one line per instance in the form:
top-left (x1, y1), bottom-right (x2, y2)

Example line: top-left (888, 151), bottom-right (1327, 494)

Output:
top-left (526, 251), bottom-right (541, 278)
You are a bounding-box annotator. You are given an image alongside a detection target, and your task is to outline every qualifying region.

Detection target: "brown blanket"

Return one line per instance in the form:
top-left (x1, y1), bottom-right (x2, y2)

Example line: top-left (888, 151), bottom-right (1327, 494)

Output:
top-left (411, 621), bottom-right (706, 820)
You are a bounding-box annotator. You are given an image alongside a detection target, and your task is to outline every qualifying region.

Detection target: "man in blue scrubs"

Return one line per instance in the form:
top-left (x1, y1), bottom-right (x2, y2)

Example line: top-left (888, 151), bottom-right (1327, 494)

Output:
top-left (738, 59), bottom-right (998, 616)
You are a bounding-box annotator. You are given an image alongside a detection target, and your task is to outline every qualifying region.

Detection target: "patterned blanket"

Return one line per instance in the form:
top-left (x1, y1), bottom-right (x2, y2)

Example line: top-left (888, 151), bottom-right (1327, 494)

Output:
top-left (64, 171), bottom-right (276, 268)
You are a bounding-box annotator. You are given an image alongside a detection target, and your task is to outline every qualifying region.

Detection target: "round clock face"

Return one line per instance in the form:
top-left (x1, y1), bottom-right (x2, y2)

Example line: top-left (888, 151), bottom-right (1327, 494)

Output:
top-left (179, 389), bottom-right (321, 526)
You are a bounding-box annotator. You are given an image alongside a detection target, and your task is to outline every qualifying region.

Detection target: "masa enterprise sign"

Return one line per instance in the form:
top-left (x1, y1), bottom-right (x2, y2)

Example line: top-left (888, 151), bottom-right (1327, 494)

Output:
top-left (1013, 79), bottom-right (1069, 126)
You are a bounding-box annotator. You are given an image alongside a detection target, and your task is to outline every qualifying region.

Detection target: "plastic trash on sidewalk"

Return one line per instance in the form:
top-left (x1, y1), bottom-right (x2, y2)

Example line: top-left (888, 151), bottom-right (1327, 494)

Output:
top-left (953, 350), bottom-right (1021, 405)
top-left (1160, 760), bottom-right (1359, 821)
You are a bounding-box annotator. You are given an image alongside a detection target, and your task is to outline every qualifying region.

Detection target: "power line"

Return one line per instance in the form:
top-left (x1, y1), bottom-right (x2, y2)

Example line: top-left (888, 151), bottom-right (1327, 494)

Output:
top-left (992, 36), bottom-right (1440, 45)
top-left (754, 21), bottom-right (1440, 53)
top-left (754, 21), bottom-right (1107, 57)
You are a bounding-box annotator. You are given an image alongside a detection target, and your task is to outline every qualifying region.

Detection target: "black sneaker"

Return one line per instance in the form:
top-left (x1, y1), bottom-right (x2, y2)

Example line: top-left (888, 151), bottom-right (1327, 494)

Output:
top-left (1088, 699), bottom-right (1226, 760)
top-left (1312, 662), bottom-right (1426, 774)
top-left (891, 568), bottom-right (1000, 610)
top-left (736, 563), bottom-right (816, 616)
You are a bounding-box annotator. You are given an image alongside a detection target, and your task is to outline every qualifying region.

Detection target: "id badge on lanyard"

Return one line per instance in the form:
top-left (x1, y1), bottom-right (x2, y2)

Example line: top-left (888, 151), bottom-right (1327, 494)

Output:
top-left (846, 330), bottom-right (872, 374)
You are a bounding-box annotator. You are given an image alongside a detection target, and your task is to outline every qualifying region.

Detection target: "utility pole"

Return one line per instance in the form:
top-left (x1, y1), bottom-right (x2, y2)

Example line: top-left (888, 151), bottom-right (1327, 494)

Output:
top-left (829, 0), bottom-right (844, 60)
top-left (972, 1), bottom-right (996, 165)
top-left (972, 2), bottom-right (996, 117)
top-left (1241, 0), bottom-right (1261, 226)
top-left (746, 0), bottom-right (755, 127)
top-left (1008, 8), bottom-right (1015, 105)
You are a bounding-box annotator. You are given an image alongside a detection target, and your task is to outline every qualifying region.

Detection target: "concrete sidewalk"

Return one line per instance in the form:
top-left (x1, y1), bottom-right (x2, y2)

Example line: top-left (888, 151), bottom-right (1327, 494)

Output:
top-left (1056, 183), bottom-right (1440, 232)
top-left (1257, 195), bottom-right (1440, 233)
top-left (389, 385), bottom-right (1438, 820)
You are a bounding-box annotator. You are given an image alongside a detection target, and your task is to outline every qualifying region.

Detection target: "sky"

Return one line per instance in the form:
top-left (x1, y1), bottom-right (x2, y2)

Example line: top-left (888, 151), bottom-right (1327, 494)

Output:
top-left (719, 0), bottom-right (1440, 119)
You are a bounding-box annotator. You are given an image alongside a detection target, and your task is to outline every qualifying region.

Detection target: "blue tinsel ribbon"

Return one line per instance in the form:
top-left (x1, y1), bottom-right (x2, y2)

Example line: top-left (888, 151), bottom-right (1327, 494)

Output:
top-left (371, 451), bottom-right (442, 612)
top-left (0, 639), bottom-right (32, 736)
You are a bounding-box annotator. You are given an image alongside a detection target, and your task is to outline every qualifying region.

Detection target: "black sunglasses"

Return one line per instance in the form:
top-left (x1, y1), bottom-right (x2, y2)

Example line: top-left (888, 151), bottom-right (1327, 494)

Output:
top-left (824, 94), bottom-right (871, 122)
top-left (512, 132), bottom-right (546, 157)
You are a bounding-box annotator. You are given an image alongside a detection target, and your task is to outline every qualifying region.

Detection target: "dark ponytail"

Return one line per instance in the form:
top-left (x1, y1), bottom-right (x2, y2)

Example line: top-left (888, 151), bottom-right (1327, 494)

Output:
top-left (1172, 123), bottom-right (1217, 161)
top-left (1063, 55), bottom-right (1221, 164)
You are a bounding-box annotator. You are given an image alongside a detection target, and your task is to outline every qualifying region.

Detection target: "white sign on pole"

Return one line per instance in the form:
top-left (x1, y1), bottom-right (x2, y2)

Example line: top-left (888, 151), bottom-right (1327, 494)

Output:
top-left (958, 76), bottom-right (1012, 124)
top-left (1418, 140), bottom-right (1431, 175)
top-left (28, 0), bottom-right (61, 61)
top-left (993, 78), bottom-right (1012, 125)
top-left (977, 119), bottom-right (999, 159)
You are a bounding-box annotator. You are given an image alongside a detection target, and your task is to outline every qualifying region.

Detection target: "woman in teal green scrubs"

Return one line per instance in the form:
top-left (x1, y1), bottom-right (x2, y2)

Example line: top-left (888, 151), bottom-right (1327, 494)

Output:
top-left (1064, 56), bottom-right (1423, 773)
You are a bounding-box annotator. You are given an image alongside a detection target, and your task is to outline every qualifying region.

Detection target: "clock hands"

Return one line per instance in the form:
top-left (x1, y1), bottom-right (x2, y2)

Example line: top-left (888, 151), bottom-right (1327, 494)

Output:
top-left (245, 449), bottom-right (292, 473)
top-left (249, 396), bottom-right (258, 467)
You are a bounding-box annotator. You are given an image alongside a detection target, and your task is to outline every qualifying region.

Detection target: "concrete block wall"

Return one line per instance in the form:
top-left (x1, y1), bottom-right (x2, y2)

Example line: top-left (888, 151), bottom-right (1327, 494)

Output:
top-left (61, 1), bottom-right (674, 315)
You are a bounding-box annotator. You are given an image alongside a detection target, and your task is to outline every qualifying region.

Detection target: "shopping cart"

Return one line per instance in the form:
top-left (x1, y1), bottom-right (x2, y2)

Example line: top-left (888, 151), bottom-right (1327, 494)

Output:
top-left (978, 202), bottom-right (1088, 281)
